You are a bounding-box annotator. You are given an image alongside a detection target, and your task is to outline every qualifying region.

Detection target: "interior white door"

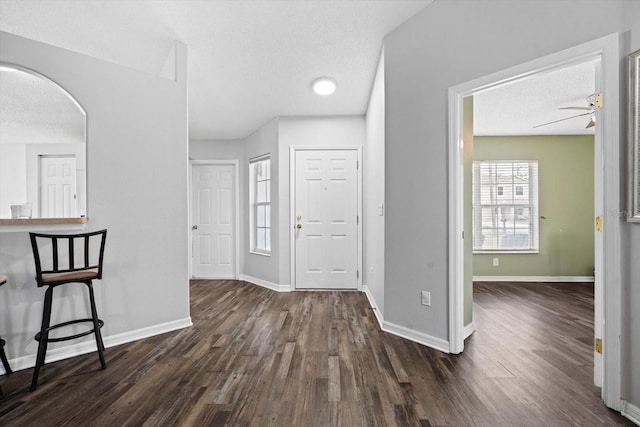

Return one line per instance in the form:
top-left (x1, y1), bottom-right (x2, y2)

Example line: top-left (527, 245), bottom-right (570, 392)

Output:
top-left (294, 149), bottom-right (358, 289)
top-left (192, 164), bottom-right (235, 278)
top-left (39, 155), bottom-right (77, 218)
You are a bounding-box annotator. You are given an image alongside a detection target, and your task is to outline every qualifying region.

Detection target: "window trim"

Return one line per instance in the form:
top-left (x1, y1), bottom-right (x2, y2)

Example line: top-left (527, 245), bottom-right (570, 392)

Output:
top-left (249, 154), bottom-right (271, 256)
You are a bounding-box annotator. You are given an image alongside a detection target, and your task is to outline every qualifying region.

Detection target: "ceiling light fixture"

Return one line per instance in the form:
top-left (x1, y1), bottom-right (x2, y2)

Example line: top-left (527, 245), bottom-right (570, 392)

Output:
top-left (312, 77), bottom-right (337, 96)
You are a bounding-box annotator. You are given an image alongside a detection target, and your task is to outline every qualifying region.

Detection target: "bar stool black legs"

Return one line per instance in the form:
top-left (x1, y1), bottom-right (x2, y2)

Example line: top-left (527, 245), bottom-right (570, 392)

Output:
top-left (30, 281), bottom-right (107, 391)
top-left (0, 275), bottom-right (11, 398)
top-left (0, 336), bottom-right (12, 399)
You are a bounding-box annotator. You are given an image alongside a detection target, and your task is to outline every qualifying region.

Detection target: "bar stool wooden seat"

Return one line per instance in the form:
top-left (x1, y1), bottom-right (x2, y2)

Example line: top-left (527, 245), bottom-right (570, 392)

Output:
top-left (0, 274), bottom-right (12, 399)
top-left (29, 230), bottom-right (107, 391)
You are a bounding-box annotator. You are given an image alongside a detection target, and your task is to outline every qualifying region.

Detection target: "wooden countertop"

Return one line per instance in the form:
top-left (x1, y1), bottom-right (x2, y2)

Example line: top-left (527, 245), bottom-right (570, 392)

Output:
top-left (0, 217), bottom-right (87, 226)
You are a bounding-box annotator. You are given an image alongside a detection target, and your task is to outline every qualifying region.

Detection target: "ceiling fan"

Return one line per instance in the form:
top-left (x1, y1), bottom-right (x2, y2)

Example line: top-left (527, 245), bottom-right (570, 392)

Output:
top-left (534, 93), bottom-right (597, 129)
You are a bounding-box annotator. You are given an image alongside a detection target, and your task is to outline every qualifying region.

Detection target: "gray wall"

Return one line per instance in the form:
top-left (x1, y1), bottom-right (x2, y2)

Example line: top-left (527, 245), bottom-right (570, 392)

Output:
top-left (383, 0), bottom-right (640, 406)
top-left (625, 2), bottom-right (640, 409)
top-left (365, 49), bottom-right (386, 315)
top-left (242, 119), bottom-right (280, 284)
top-left (0, 32), bottom-right (190, 366)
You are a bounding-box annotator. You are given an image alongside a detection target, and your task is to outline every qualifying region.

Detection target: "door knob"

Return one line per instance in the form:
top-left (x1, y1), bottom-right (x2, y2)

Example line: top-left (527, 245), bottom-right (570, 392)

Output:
top-left (192, 225), bottom-right (198, 230)
top-left (296, 224), bottom-right (302, 229)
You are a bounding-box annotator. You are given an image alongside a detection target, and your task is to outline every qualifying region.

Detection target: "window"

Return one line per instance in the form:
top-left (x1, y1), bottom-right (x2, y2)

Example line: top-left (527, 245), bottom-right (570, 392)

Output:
top-left (250, 156), bottom-right (271, 254)
top-left (472, 160), bottom-right (539, 253)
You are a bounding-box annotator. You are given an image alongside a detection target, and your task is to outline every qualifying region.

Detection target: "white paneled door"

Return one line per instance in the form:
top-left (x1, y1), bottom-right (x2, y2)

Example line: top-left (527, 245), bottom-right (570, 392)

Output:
top-left (294, 149), bottom-right (358, 289)
top-left (39, 155), bottom-right (77, 218)
top-left (192, 163), bottom-right (236, 278)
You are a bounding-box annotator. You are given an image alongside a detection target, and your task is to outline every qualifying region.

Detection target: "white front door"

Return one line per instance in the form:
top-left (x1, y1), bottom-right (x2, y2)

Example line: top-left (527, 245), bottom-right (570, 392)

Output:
top-left (294, 149), bottom-right (358, 289)
top-left (191, 163), bottom-right (236, 278)
top-left (39, 155), bottom-right (77, 218)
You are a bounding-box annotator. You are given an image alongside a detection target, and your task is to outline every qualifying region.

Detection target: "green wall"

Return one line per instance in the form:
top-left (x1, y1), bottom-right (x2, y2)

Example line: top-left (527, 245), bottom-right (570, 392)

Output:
top-left (472, 135), bottom-right (594, 277)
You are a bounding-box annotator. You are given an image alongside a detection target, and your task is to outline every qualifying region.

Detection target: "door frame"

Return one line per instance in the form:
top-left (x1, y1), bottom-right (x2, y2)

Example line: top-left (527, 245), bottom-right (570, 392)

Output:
top-left (447, 33), bottom-right (621, 409)
top-left (289, 146), bottom-right (363, 291)
top-left (188, 160), bottom-right (240, 280)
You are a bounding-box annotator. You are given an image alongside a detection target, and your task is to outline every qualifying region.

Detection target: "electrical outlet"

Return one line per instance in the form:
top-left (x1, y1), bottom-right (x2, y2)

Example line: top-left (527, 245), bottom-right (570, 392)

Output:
top-left (493, 258), bottom-right (499, 267)
top-left (421, 290), bottom-right (431, 306)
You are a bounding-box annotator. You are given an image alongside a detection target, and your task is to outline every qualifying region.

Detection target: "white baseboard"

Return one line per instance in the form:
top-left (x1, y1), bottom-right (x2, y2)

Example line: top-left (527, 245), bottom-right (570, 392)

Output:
top-left (473, 275), bottom-right (594, 283)
top-left (362, 285), bottom-right (384, 329)
top-left (362, 285), bottom-right (450, 353)
top-left (463, 322), bottom-right (475, 340)
top-left (2, 317), bottom-right (192, 374)
top-left (622, 400), bottom-right (640, 426)
top-left (239, 275), bottom-right (291, 292)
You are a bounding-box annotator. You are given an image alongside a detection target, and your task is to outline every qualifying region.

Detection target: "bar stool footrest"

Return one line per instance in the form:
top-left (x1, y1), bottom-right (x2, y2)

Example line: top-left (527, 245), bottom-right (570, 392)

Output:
top-left (35, 318), bottom-right (104, 343)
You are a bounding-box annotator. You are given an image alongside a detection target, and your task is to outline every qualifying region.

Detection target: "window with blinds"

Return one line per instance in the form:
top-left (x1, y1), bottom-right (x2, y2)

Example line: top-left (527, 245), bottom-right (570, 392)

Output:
top-left (250, 156), bottom-right (271, 254)
top-left (472, 161), bottom-right (539, 253)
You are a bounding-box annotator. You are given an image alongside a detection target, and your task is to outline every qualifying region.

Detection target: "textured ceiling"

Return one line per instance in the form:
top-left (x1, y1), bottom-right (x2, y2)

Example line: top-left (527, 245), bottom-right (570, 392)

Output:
top-left (0, 0), bottom-right (432, 140)
top-left (474, 60), bottom-right (596, 136)
top-left (0, 67), bottom-right (85, 144)
top-left (0, 1), bottom-right (595, 141)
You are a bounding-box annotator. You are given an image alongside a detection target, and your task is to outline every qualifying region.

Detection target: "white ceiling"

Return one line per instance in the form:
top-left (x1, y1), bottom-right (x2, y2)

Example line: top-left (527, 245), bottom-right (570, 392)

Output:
top-left (0, 0), bottom-right (596, 141)
top-left (474, 60), bottom-right (596, 136)
top-left (0, 67), bottom-right (85, 144)
top-left (0, 0), bottom-right (432, 140)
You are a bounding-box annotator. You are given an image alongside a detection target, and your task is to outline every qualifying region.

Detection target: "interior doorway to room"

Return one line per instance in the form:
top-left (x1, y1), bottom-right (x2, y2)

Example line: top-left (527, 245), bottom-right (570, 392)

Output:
top-left (291, 147), bottom-right (361, 290)
top-left (39, 154), bottom-right (77, 217)
top-left (464, 59), bottom-right (597, 394)
top-left (190, 161), bottom-right (239, 279)
top-left (463, 56), bottom-right (603, 386)
top-left (449, 35), bottom-right (623, 409)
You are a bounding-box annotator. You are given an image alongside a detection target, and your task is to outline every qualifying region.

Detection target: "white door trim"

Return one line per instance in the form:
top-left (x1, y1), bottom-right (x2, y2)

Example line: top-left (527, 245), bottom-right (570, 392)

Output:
top-left (189, 160), bottom-right (240, 280)
top-left (290, 146), bottom-right (363, 291)
top-left (447, 33), bottom-right (621, 410)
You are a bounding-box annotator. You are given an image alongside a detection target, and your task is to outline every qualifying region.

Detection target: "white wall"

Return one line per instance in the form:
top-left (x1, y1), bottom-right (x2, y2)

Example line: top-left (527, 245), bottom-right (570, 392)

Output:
top-left (382, 0), bottom-right (639, 409)
top-left (0, 144), bottom-right (26, 217)
top-left (278, 116), bottom-right (366, 287)
top-left (364, 49), bottom-right (386, 316)
top-left (0, 32), bottom-right (190, 368)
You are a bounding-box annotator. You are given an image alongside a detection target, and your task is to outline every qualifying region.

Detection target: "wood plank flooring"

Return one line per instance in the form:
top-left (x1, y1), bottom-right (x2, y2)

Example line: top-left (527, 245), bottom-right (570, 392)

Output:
top-left (0, 280), bottom-right (632, 426)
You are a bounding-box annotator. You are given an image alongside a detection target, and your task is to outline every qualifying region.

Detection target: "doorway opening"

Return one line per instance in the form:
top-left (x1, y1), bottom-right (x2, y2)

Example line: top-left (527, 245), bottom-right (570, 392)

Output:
top-left (448, 34), bottom-right (622, 409)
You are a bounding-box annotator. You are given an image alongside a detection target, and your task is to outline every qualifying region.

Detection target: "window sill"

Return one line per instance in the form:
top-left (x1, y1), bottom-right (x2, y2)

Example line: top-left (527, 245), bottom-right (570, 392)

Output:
top-left (0, 217), bottom-right (88, 232)
top-left (250, 250), bottom-right (271, 257)
top-left (474, 250), bottom-right (539, 255)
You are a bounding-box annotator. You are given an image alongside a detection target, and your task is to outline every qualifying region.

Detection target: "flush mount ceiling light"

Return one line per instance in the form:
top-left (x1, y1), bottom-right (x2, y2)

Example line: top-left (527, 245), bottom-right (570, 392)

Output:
top-left (312, 77), bottom-right (337, 96)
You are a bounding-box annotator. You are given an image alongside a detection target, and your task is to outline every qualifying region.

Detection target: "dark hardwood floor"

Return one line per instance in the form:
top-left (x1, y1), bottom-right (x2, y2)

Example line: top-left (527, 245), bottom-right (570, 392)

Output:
top-left (0, 280), bottom-right (631, 426)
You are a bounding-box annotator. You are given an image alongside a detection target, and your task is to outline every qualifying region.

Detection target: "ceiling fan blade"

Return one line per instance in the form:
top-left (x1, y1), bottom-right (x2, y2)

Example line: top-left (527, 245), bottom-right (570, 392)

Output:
top-left (559, 106), bottom-right (593, 111)
top-left (533, 111), bottom-right (593, 128)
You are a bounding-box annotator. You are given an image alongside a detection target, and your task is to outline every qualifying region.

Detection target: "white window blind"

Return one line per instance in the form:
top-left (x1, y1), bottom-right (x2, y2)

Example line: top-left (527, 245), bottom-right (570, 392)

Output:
top-left (250, 156), bottom-right (271, 253)
top-left (472, 161), bottom-right (539, 253)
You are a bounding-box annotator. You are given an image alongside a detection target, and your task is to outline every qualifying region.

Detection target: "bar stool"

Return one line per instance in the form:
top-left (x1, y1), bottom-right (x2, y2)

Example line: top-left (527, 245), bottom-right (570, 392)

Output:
top-left (29, 230), bottom-right (107, 391)
top-left (0, 274), bottom-right (12, 399)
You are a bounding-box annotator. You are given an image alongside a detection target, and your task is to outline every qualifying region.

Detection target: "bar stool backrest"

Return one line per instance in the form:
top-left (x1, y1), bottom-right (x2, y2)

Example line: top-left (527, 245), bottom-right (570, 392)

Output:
top-left (29, 229), bottom-right (107, 287)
